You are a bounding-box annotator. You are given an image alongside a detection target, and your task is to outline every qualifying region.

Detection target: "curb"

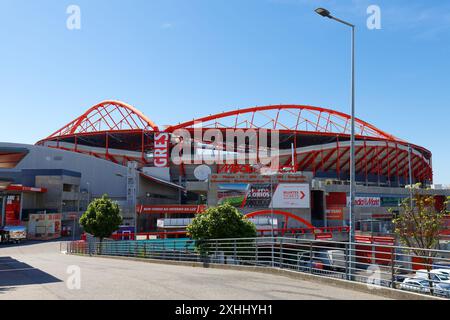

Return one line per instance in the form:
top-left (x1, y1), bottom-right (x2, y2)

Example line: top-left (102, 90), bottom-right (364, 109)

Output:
top-left (68, 253), bottom-right (444, 300)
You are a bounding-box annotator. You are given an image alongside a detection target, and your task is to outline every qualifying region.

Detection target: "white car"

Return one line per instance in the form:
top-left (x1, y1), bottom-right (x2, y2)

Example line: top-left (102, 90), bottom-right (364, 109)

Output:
top-left (433, 269), bottom-right (450, 277)
top-left (415, 269), bottom-right (450, 284)
top-left (400, 278), bottom-right (450, 298)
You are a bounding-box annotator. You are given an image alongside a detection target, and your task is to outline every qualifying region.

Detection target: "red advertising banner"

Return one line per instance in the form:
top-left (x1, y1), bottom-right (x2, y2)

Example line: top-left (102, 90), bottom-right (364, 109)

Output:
top-left (5, 195), bottom-right (21, 225)
top-left (326, 192), bottom-right (347, 207)
top-left (315, 233), bottom-right (333, 240)
top-left (138, 205), bottom-right (206, 214)
top-left (153, 132), bottom-right (170, 167)
top-left (326, 192), bottom-right (345, 221)
top-left (326, 206), bottom-right (344, 221)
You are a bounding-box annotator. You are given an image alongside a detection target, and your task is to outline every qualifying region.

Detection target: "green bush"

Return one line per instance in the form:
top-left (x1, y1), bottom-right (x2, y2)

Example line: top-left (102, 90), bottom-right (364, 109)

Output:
top-left (187, 203), bottom-right (257, 240)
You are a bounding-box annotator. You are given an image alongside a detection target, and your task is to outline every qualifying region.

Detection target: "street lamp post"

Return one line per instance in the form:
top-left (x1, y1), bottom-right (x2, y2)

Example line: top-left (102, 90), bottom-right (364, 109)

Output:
top-left (270, 174), bottom-right (274, 238)
top-left (315, 7), bottom-right (356, 279)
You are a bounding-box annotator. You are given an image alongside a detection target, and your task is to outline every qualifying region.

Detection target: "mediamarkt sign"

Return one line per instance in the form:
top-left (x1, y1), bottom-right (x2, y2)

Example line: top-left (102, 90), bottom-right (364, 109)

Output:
top-left (347, 196), bottom-right (381, 207)
top-left (153, 132), bottom-right (170, 167)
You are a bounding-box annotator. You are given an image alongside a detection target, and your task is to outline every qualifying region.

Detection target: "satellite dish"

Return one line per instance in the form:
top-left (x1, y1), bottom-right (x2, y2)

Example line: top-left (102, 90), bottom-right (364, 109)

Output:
top-left (194, 165), bottom-right (212, 181)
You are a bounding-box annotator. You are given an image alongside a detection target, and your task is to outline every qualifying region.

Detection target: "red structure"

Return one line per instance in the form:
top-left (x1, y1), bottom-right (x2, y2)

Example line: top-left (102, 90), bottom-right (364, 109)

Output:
top-left (37, 101), bottom-right (433, 185)
top-left (37, 100), bottom-right (159, 166)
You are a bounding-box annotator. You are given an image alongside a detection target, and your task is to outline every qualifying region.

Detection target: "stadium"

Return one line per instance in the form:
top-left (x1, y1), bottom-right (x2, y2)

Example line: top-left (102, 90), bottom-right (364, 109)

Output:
top-left (1, 100), bottom-right (448, 244)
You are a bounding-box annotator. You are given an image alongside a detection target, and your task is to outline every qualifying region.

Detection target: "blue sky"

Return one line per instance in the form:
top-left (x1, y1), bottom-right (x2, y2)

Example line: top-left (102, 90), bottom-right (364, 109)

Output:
top-left (0, 0), bottom-right (449, 183)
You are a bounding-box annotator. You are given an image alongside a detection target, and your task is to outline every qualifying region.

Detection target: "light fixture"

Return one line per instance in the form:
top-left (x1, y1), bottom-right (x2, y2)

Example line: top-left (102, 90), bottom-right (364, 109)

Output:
top-left (315, 8), bottom-right (331, 18)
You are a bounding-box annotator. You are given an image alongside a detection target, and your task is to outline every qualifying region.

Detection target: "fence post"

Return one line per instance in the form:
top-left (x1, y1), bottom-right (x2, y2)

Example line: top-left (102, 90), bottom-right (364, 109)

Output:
top-left (309, 241), bottom-right (313, 274)
top-left (279, 238), bottom-right (284, 269)
top-left (345, 243), bottom-right (349, 280)
top-left (255, 240), bottom-right (259, 265)
top-left (215, 240), bottom-right (219, 263)
top-left (390, 247), bottom-right (395, 288)
top-left (174, 240), bottom-right (177, 260)
top-left (272, 238), bottom-right (275, 268)
top-left (233, 240), bottom-right (237, 263)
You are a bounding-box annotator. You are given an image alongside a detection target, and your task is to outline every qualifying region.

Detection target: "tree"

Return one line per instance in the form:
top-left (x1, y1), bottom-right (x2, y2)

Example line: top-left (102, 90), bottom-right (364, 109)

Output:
top-left (187, 203), bottom-right (257, 240)
top-left (392, 185), bottom-right (448, 292)
top-left (187, 204), bottom-right (257, 257)
top-left (79, 194), bottom-right (122, 242)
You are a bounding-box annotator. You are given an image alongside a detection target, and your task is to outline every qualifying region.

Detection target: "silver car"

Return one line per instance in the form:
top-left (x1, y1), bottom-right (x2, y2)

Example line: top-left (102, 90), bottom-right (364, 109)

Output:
top-left (400, 278), bottom-right (450, 298)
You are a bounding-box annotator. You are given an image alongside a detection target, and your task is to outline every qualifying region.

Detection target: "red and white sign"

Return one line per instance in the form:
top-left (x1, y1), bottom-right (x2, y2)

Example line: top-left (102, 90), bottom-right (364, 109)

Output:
top-left (347, 196), bottom-right (381, 208)
top-left (315, 233), bottom-right (333, 240)
top-left (138, 205), bottom-right (206, 214)
top-left (326, 206), bottom-right (344, 221)
top-left (271, 184), bottom-right (310, 209)
top-left (153, 132), bottom-right (170, 167)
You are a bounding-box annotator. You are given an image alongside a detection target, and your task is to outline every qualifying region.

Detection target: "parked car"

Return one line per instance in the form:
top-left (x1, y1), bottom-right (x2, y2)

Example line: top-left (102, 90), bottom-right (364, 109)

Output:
top-left (432, 268), bottom-right (450, 277)
top-left (298, 250), bottom-right (346, 272)
top-left (400, 278), bottom-right (450, 298)
top-left (0, 226), bottom-right (27, 244)
top-left (415, 269), bottom-right (450, 284)
top-left (297, 251), bottom-right (323, 271)
top-left (393, 265), bottom-right (412, 284)
top-left (314, 250), bottom-right (346, 271)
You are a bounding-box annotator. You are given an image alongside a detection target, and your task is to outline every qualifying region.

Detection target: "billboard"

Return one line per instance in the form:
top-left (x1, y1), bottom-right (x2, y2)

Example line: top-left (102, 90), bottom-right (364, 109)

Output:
top-left (244, 184), bottom-right (271, 208)
top-left (28, 214), bottom-right (61, 240)
top-left (217, 183), bottom-right (249, 207)
top-left (216, 183), bottom-right (311, 209)
top-left (271, 184), bottom-right (310, 209)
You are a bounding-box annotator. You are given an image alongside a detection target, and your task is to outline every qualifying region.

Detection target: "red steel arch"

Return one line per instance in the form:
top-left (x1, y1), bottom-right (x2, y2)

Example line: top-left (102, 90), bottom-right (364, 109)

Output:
top-left (166, 104), bottom-right (401, 142)
top-left (43, 100), bottom-right (159, 140)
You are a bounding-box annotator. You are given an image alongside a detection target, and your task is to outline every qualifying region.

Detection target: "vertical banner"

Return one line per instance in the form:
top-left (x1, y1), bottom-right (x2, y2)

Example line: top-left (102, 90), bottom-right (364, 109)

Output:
top-left (127, 161), bottom-right (138, 214)
top-left (154, 132), bottom-right (170, 167)
top-left (326, 192), bottom-right (346, 221)
top-left (5, 195), bottom-right (21, 225)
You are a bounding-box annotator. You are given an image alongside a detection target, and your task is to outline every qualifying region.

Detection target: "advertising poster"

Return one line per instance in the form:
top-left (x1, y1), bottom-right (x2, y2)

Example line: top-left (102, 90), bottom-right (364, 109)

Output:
top-left (217, 183), bottom-right (311, 209)
top-left (5, 195), bottom-right (21, 225)
top-left (326, 206), bottom-right (344, 221)
top-left (217, 183), bottom-right (249, 207)
top-left (217, 183), bottom-right (274, 208)
top-left (271, 184), bottom-right (310, 209)
top-left (28, 214), bottom-right (62, 240)
top-left (243, 184), bottom-right (272, 208)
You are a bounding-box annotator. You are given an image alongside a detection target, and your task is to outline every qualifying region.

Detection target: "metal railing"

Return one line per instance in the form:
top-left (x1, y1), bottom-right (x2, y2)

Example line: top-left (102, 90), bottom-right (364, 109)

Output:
top-left (65, 237), bottom-right (450, 299)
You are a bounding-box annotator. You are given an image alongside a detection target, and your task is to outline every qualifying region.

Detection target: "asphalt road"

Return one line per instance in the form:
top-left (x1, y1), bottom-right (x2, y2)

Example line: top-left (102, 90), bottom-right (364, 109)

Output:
top-left (0, 241), bottom-right (389, 300)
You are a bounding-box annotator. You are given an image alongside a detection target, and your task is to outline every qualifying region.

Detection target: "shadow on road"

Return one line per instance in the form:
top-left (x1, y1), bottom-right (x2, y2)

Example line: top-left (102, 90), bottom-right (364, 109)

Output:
top-left (0, 256), bottom-right (62, 288)
top-left (0, 237), bottom-right (73, 249)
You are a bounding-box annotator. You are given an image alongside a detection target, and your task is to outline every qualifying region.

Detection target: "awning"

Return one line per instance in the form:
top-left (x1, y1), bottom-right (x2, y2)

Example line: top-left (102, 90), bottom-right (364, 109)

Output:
top-left (4, 184), bottom-right (47, 193)
top-left (139, 172), bottom-right (185, 190)
top-left (0, 148), bottom-right (29, 169)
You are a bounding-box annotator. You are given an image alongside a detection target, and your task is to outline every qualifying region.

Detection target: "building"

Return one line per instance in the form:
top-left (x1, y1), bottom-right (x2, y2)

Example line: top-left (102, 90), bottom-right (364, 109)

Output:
top-left (1, 100), bottom-right (449, 242)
